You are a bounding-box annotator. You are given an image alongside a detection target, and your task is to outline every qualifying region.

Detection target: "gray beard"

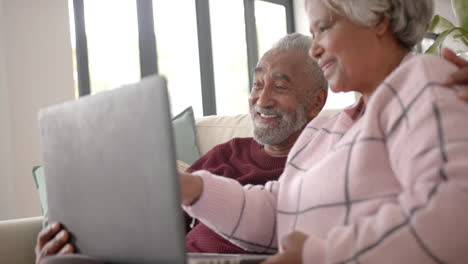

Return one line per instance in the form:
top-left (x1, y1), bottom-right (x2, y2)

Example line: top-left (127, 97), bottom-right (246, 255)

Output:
top-left (250, 103), bottom-right (308, 145)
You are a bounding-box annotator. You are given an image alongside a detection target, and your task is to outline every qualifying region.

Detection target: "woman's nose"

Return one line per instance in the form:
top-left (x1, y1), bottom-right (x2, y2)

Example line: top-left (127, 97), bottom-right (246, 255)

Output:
top-left (309, 40), bottom-right (323, 60)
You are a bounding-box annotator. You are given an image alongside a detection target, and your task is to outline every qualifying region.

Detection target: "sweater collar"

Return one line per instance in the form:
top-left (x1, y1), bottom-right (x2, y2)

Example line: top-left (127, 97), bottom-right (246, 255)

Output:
top-left (252, 139), bottom-right (288, 168)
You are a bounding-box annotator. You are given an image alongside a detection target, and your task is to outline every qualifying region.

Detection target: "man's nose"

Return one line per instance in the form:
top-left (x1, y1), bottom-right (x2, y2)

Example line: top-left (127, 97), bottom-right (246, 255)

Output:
top-left (256, 87), bottom-right (275, 108)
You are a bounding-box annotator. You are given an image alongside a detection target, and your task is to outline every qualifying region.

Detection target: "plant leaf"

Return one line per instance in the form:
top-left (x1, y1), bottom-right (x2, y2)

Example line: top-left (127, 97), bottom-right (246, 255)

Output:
top-left (452, 0), bottom-right (468, 31)
top-left (425, 28), bottom-right (456, 55)
top-left (428, 15), bottom-right (455, 34)
top-left (425, 27), bottom-right (468, 56)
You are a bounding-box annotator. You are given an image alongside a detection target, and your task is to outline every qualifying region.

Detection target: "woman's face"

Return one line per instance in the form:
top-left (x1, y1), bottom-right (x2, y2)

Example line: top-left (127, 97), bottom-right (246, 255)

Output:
top-left (306, 0), bottom-right (380, 95)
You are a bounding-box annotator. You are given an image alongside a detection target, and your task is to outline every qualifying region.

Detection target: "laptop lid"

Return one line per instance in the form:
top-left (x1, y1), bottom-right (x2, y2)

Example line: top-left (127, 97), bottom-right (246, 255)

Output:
top-left (39, 75), bottom-right (186, 264)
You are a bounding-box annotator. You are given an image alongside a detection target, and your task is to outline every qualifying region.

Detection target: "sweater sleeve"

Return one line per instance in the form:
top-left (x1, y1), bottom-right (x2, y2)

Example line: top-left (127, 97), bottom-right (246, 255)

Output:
top-left (183, 142), bottom-right (229, 232)
top-left (183, 170), bottom-right (279, 253)
top-left (302, 56), bottom-right (468, 264)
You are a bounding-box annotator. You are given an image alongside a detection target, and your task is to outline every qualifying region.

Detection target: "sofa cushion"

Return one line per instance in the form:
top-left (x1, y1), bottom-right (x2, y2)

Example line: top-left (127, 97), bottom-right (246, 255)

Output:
top-left (172, 106), bottom-right (201, 164)
top-left (32, 166), bottom-right (48, 226)
top-left (195, 114), bottom-right (253, 155)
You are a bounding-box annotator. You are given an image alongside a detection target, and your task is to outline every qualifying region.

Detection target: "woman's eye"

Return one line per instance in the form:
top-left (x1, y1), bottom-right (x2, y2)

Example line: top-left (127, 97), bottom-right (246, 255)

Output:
top-left (319, 25), bottom-right (329, 32)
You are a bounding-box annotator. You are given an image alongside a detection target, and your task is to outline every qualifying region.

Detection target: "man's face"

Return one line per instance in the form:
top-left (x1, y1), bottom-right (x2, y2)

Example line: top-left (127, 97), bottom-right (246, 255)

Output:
top-left (249, 49), bottom-right (315, 145)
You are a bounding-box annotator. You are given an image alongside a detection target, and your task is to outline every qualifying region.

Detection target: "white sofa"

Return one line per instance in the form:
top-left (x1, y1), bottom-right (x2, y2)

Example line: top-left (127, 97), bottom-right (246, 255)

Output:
top-left (0, 111), bottom-right (335, 264)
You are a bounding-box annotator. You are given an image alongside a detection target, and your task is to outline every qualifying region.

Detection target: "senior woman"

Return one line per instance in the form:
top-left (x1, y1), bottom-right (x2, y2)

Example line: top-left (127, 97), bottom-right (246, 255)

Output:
top-left (180, 0), bottom-right (468, 263)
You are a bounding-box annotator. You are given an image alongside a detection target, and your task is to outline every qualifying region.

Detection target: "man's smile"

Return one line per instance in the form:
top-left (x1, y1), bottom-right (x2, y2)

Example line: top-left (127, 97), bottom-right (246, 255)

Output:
top-left (256, 112), bottom-right (281, 124)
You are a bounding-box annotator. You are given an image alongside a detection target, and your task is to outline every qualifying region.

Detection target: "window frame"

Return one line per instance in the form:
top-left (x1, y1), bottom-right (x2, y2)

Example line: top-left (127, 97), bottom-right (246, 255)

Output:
top-left (136, 0), bottom-right (158, 78)
top-left (72, 0), bottom-right (294, 116)
top-left (244, 0), bottom-right (295, 89)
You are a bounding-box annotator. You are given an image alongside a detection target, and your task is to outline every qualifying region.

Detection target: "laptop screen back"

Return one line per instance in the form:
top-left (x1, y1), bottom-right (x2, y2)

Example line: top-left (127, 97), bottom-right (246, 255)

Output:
top-left (39, 75), bottom-right (186, 264)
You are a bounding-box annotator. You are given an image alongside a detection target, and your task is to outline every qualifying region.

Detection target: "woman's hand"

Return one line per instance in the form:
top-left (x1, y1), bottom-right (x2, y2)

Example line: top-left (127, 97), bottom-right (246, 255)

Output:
top-left (179, 172), bottom-right (203, 206)
top-left (442, 48), bottom-right (468, 100)
top-left (261, 231), bottom-right (308, 264)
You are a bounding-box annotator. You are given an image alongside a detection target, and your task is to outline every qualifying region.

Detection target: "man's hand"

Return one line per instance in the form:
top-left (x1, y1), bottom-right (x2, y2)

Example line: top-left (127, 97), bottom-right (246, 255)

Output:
top-left (261, 231), bottom-right (308, 264)
top-left (179, 172), bottom-right (203, 206)
top-left (442, 48), bottom-right (468, 100)
top-left (35, 222), bottom-right (74, 264)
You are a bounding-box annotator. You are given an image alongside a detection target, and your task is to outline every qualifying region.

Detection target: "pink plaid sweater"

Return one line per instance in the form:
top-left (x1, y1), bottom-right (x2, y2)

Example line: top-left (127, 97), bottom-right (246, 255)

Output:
top-left (184, 54), bottom-right (468, 263)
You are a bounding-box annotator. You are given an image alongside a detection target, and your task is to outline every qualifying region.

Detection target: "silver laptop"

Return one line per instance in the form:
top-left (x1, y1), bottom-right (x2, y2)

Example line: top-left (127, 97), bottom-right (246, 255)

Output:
top-left (39, 75), bottom-right (268, 264)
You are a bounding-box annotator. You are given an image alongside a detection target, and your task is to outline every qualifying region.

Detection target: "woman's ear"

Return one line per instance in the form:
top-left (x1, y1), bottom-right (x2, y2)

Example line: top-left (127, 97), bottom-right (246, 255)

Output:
top-left (307, 88), bottom-right (328, 120)
top-left (375, 16), bottom-right (391, 37)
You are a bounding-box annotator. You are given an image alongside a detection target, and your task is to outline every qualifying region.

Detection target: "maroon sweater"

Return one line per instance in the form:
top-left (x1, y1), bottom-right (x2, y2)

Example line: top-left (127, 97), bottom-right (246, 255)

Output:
top-left (185, 137), bottom-right (286, 253)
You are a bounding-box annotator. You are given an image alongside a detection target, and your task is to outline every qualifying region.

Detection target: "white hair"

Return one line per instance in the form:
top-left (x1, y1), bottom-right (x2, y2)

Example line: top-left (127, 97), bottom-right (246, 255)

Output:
top-left (317, 0), bottom-right (434, 49)
top-left (271, 33), bottom-right (328, 94)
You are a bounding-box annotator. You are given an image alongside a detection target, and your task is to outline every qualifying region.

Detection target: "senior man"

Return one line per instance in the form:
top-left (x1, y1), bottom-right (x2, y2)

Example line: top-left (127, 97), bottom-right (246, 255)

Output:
top-left (35, 33), bottom-right (328, 263)
top-left (184, 33), bottom-right (327, 253)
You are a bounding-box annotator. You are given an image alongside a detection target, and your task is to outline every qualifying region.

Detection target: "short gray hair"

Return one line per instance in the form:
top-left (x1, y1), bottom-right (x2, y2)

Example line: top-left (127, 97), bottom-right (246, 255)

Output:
top-left (271, 33), bottom-right (328, 95)
top-left (318, 0), bottom-right (434, 49)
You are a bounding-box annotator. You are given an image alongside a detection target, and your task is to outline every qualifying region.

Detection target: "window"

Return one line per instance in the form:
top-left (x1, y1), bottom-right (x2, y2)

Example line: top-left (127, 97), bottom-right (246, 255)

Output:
top-left (84, 0), bottom-right (140, 94)
top-left (255, 0), bottom-right (288, 57)
top-left (209, 0), bottom-right (250, 115)
top-left (323, 92), bottom-right (357, 110)
top-left (69, 0), bottom-right (295, 117)
top-left (152, 0), bottom-right (203, 117)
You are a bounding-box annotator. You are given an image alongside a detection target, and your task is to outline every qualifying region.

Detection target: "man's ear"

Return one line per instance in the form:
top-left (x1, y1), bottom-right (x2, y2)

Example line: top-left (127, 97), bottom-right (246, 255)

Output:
top-left (307, 88), bottom-right (328, 120)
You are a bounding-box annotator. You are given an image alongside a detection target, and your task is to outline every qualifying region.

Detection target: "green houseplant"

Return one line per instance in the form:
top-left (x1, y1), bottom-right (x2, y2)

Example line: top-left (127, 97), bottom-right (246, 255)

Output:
top-left (425, 0), bottom-right (468, 59)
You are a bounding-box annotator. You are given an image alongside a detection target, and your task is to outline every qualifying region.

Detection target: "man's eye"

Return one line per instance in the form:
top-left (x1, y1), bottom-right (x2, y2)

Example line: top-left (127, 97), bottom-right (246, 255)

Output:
top-left (253, 82), bottom-right (262, 90)
top-left (275, 85), bottom-right (286, 90)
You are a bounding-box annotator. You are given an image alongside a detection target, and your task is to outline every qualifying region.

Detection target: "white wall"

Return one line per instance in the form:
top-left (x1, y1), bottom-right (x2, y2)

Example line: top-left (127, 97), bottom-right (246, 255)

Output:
top-left (0, 0), bottom-right (16, 221)
top-left (435, 0), bottom-right (457, 25)
top-left (0, 0), bottom-right (74, 220)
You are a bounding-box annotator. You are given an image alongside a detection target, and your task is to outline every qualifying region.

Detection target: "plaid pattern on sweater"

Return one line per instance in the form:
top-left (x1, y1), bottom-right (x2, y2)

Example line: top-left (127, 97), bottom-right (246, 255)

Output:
top-left (185, 54), bottom-right (468, 264)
